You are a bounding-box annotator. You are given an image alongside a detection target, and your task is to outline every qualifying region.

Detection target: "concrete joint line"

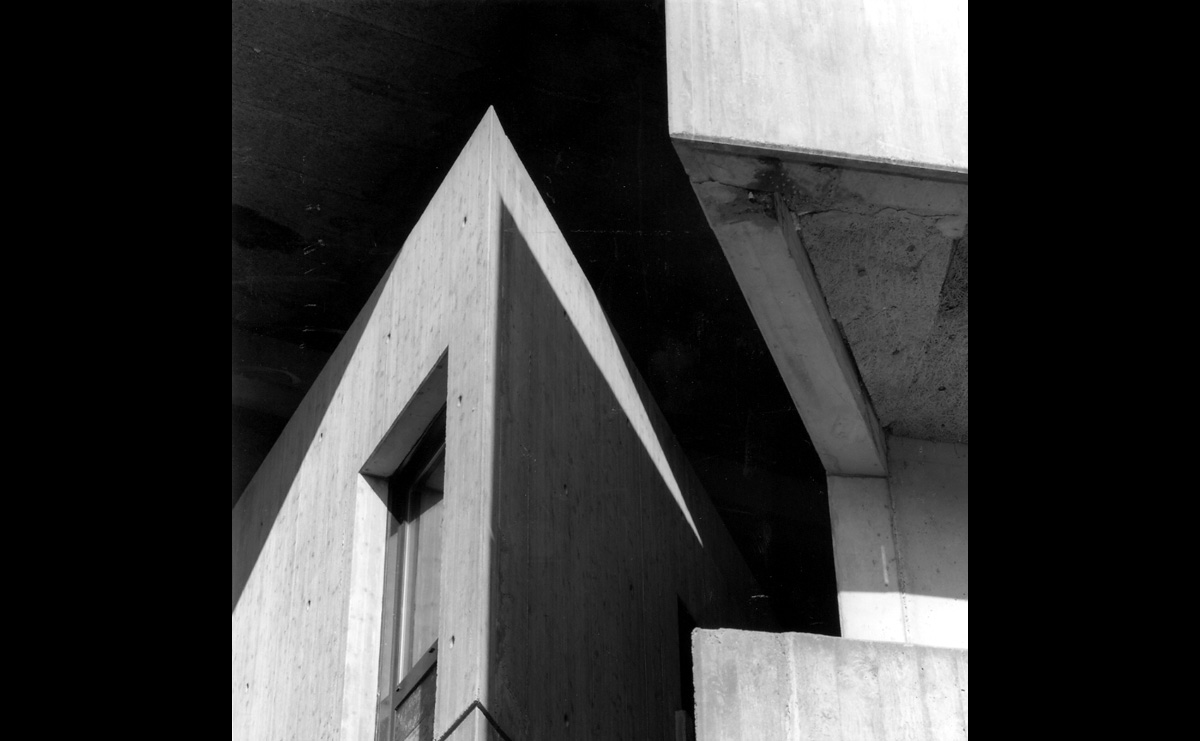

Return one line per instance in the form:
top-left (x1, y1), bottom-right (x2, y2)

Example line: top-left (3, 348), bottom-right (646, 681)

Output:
top-left (887, 481), bottom-right (912, 643)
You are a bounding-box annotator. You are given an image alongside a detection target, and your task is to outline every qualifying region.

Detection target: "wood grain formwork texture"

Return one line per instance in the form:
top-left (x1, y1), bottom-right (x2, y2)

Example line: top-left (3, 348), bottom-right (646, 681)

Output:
top-left (232, 110), bottom-right (501, 741)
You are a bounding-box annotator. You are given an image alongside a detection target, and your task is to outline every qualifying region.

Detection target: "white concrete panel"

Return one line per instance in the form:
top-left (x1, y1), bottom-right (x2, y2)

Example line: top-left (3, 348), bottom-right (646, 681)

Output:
top-left (667, 0), bottom-right (968, 175)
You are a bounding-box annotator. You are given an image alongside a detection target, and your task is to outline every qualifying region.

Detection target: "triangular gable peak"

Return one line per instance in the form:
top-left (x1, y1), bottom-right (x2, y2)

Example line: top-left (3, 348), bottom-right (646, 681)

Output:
top-left (233, 109), bottom-right (763, 741)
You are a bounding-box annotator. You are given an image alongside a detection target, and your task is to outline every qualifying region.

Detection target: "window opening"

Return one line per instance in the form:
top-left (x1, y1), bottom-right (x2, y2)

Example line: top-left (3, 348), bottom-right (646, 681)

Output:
top-left (376, 408), bottom-right (445, 741)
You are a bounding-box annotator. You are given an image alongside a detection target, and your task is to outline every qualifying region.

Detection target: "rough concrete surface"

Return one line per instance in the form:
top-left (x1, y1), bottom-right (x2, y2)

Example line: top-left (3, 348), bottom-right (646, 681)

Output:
top-left (799, 209), bottom-right (966, 444)
top-left (677, 146), bottom-right (968, 444)
top-left (692, 628), bottom-right (967, 741)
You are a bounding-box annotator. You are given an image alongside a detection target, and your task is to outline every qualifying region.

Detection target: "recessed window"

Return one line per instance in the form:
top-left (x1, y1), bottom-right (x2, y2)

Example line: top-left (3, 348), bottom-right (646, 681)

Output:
top-left (376, 410), bottom-right (445, 741)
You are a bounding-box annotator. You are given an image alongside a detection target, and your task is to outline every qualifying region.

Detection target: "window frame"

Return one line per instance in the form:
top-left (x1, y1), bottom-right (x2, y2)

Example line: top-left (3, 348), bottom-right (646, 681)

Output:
top-left (375, 407), bottom-right (446, 740)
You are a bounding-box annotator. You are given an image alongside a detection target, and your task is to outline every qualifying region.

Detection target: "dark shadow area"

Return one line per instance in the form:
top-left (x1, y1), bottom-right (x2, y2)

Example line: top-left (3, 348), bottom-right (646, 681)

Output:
top-left (232, 405), bottom-right (288, 506)
top-left (678, 598), bottom-right (697, 715)
top-left (482, 2), bottom-right (840, 634)
top-left (484, 203), bottom-right (776, 738)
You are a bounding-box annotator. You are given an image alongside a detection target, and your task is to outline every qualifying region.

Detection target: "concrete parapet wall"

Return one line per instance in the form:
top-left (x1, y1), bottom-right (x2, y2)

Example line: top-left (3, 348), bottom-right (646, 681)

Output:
top-left (486, 121), bottom-right (767, 741)
top-left (693, 629), bottom-right (967, 741)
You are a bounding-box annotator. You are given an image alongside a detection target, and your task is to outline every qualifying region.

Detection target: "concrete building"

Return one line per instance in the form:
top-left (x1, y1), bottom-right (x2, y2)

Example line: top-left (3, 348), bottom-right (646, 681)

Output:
top-left (233, 2), bottom-right (966, 739)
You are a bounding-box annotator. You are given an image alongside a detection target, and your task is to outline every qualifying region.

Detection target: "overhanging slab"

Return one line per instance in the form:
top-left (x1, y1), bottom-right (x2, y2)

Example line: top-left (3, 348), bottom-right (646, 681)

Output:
top-left (667, 0), bottom-right (968, 177)
top-left (678, 143), bottom-right (887, 476)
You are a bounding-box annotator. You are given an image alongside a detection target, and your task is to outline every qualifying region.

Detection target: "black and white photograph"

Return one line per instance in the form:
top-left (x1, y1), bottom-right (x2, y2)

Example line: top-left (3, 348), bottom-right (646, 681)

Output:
top-left (232, 1), bottom-right (968, 738)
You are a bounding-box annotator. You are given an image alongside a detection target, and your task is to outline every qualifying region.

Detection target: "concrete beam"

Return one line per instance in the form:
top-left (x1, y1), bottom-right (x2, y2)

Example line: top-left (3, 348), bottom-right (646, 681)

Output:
top-left (667, 0), bottom-right (970, 466)
top-left (667, 0), bottom-right (968, 177)
top-left (679, 146), bottom-right (887, 476)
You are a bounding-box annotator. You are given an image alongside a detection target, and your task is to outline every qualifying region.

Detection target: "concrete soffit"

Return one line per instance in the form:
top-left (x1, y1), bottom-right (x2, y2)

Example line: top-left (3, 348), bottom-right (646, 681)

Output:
top-left (670, 139), bottom-right (969, 460)
top-left (673, 140), bottom-right (890, 477)
top-left (664, 0), bottom-right (968, 469)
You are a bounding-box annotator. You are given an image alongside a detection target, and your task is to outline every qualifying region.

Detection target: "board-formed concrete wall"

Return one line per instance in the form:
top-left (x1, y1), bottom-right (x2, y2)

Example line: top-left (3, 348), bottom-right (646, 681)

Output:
top-left (693, 629), bottom-right (968, 741)
top-left (232, 110), bottom-right (506, 741)
top-left (667, 0), bottom-right (968, 176)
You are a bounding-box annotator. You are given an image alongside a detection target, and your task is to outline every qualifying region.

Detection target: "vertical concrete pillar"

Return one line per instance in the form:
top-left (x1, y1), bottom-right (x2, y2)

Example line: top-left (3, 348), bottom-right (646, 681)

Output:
top-left (886, 437), bottom-right (968, 649)
top-left (826, 475), bottom-right (906, 643)
top-left (827, 437), bottom-right (968, 650)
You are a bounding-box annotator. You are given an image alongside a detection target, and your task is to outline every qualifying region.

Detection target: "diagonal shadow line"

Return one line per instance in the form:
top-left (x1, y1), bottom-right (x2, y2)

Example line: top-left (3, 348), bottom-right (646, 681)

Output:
top-left (483, 202), bottom-right (772, 738)
top-left (232, 247), bottom-right (399, 613)
top-left (497, 201), bottom-right (702, 546)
